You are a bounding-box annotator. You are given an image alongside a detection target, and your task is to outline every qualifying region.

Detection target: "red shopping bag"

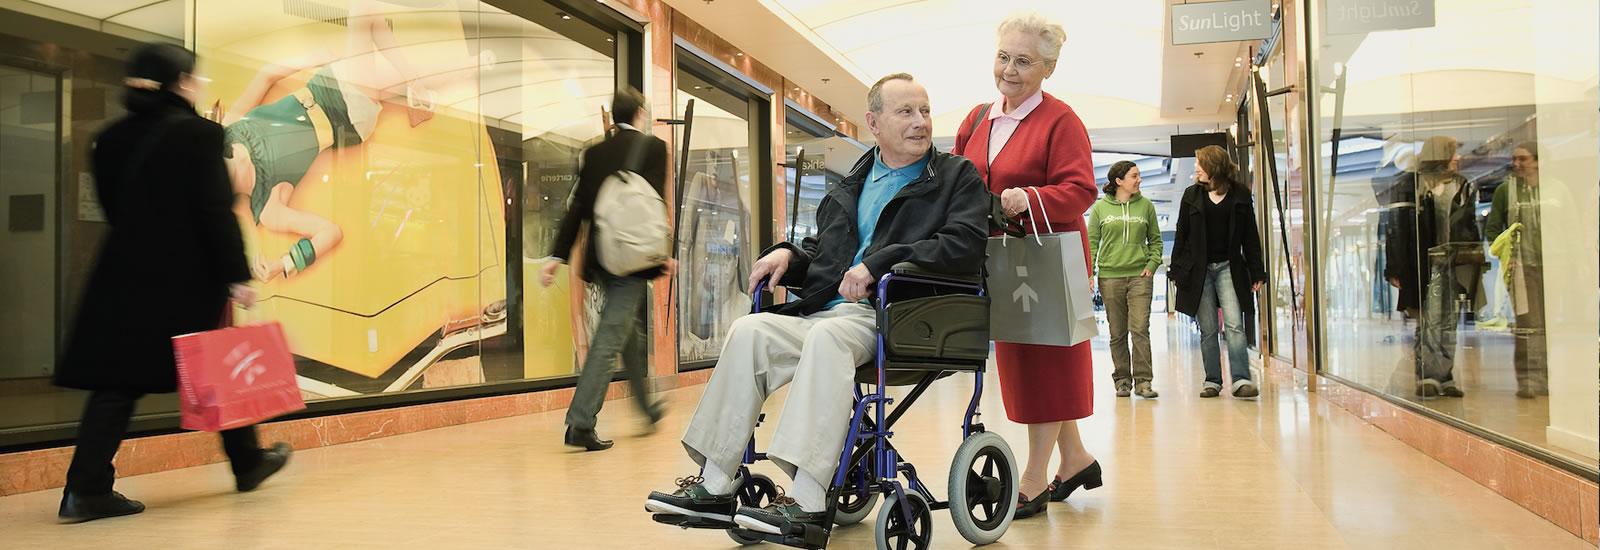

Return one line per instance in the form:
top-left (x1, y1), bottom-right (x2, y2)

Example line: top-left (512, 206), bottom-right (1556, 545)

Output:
top-left (172, 322), bottom-right (305, 432)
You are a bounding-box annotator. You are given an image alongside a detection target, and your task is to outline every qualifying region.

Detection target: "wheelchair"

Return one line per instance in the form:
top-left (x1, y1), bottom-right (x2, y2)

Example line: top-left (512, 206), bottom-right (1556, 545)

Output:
top-left (651, 262), bottom-right (1018, 549)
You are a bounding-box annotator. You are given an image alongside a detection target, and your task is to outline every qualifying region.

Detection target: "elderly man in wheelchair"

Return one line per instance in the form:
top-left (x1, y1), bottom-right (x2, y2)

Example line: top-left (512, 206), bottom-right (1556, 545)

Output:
top-left (644, 73), bottom-right (1019, 550)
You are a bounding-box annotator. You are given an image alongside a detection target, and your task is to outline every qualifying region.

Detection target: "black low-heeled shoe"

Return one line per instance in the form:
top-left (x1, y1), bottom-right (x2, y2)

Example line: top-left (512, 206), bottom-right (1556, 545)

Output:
top-left (1013, 491), bottom-right (1050, 519)
top-left (1048, 460), bottom-right (1103, 502)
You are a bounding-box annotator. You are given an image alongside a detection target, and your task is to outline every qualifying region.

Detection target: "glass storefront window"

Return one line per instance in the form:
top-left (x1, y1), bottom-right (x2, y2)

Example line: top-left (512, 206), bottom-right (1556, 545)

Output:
top-left (0, 1), bottom-right (190, 434)
top-left (1312, 0), bottom-right (1599, 470)
top-left (675, 55), bottom-right (766, 366)
top-left (0, 0), bottom-right (637, 443)
top-left (782, 109), bottom-right (837, 243)
top-left (1262, 45), bottom-right (1301, 359)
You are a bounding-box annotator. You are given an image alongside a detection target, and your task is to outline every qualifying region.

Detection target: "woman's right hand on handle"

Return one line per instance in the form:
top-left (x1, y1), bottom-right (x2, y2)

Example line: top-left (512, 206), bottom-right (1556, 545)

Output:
top-left (1000, 188), bottom-right (1030, 217)
top-left (748, 248), bottom-right (793, 296)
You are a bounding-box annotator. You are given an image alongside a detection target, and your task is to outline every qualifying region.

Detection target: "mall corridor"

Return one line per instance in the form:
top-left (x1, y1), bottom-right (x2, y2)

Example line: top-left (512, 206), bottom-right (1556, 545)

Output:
top-left (1, 0), bottom-right (1597, 548)
top-left (0, 317), bottom-right (1588, 549)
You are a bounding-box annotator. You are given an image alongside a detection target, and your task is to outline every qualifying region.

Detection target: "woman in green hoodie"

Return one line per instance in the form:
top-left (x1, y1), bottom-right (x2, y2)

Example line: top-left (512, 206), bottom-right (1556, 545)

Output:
top-left (1089, 161), bottom-right (1164, 398)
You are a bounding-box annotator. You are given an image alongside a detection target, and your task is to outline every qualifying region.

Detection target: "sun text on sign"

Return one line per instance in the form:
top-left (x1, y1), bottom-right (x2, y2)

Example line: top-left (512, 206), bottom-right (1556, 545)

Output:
top-left (1171, 0), bottom-right (1274, 45)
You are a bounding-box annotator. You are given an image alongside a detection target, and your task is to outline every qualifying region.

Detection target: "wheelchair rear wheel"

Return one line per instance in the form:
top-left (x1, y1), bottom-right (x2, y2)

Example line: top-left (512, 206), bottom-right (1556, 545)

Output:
top-left (874, 492), bottom-right (933, 550)
top-left (947, 431), bottom-right (1018, 545)
top-left (727, 474), bottom-right (779, 545)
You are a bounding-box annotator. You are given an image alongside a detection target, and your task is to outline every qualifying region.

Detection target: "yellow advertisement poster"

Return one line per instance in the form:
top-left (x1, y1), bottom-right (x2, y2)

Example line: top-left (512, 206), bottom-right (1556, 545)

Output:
top-left (196, 0), bottom-right (519, 398)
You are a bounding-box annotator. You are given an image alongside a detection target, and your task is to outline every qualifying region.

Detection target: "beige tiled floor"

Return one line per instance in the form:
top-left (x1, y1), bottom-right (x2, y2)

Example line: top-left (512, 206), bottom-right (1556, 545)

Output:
top-left (1, 316), bottom-right (1591, 549)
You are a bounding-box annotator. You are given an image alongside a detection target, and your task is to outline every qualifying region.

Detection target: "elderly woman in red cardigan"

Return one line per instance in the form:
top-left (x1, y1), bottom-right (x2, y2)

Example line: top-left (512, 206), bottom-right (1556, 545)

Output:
top-left (953, 13), bottom-right (1101, 520)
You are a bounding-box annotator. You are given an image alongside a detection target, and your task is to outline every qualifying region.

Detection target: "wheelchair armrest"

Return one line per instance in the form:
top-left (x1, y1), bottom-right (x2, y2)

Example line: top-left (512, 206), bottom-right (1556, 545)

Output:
top-left (888, 262), bottom-right (982, 285)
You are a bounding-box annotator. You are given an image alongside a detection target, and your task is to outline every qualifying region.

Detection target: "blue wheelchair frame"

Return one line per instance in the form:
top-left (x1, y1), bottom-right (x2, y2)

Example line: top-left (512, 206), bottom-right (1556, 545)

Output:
top-left (728, 268), bottom-right (990, 548)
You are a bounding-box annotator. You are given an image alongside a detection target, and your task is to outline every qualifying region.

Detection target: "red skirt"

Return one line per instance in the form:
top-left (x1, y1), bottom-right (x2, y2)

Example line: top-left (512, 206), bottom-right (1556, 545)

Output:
top-left (994, 340), bottom-right (1094, 423)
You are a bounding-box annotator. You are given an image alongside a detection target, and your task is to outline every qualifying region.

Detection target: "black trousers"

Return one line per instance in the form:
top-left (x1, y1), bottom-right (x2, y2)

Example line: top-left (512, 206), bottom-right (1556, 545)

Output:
top-left (65, 389), bottom-right (263, 495)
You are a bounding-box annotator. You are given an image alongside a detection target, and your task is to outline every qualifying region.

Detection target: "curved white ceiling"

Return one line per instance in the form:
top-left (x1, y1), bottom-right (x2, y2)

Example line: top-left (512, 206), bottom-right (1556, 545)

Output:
top-left (768, 0), bottom-right (1173, 136)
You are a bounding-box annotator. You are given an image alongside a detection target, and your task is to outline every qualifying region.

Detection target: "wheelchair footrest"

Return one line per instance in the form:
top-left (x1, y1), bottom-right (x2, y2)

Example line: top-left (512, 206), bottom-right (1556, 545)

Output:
top-left (753, 523), bottom-right (830, 550)
top-left (650, 513), bottom-right (737, 530)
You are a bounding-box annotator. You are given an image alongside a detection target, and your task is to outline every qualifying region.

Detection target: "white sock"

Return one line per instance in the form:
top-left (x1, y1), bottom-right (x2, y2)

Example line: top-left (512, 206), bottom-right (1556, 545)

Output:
top-left (700, 462), bottom-right (736, 495)
top-left (790, 469), bottom-right (827, 513)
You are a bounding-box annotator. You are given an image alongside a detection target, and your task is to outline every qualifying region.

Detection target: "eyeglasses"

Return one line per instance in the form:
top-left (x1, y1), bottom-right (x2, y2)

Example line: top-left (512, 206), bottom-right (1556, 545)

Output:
top-left (996, 51), bottom-right (1041, 72)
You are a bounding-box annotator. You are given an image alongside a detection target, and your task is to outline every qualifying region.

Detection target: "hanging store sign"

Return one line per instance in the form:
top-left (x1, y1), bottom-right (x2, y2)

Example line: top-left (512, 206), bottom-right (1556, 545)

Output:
top-left (1171, 0), bottom-right (1274, 46)
top-left (1324, 0), bottom-right (1435, 35)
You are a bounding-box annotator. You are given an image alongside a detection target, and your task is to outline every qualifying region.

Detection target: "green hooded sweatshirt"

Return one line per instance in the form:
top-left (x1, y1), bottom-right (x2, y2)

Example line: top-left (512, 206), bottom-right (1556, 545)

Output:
top-left (1088, 192), bottom-right (1163, 278)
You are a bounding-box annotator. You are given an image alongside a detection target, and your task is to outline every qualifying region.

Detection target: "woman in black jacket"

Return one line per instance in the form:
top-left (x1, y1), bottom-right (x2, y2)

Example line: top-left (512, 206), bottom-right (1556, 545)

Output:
top-left (1171, 145), bottom-right (1267, 399)
top-left (54, 43), bottom-right (290, 524)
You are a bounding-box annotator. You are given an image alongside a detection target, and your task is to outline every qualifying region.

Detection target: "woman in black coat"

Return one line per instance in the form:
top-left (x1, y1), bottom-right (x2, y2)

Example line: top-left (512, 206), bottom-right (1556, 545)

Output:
top-left (53, 43), bottom-right (290, 524)
top-left (1170, 145), bottom-right (1267, 399)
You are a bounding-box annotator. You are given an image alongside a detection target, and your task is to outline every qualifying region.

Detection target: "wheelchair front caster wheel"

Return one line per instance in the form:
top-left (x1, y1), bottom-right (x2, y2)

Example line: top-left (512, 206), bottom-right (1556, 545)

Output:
top-left (727, 474), bottom-right (778, 545)
top-left (948, 431), bottom-right (1018, 544)
top-left (832, 485), bottom-right (879, 526)
top-left (875, 492), bottom-right (933, 550)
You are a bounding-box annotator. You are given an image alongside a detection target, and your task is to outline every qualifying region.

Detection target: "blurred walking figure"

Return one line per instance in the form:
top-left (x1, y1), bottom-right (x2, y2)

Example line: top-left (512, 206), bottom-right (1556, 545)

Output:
top-left (1088, 161), bottom-right (1163, 399)
top-left (55, 42), bottom-right (291, 524)
top-left (541, 87), bottom-right (673, 451)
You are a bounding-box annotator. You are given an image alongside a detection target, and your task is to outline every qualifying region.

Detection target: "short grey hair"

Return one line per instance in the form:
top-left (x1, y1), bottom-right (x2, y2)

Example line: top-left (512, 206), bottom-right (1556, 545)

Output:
top-left (998, 13), bottom-right (1066, 62)
top-left (867, 73), bottom-right (915, 113)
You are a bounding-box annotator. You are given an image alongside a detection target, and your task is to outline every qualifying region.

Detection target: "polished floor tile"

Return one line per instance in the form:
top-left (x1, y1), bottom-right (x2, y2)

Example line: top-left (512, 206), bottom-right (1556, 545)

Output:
top-left (0, 316), bottom-right (1590, 549)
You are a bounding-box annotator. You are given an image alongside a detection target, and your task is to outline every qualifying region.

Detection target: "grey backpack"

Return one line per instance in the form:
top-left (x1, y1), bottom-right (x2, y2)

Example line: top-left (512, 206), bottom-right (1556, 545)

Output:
top-left (593, 138), bottom-right (669, 275)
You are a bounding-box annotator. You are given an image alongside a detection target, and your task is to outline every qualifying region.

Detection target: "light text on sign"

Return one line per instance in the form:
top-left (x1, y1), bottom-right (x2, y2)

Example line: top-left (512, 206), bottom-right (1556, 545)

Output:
top-left (1171, 0), bottom-right (1274, 45)
top-left (1325, 0), bottom-right (1435, 35)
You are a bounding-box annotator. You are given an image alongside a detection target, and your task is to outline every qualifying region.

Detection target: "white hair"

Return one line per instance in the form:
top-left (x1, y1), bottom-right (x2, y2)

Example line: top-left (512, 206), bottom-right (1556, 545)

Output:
top-left (997, 13), bottom-right (1066, 62)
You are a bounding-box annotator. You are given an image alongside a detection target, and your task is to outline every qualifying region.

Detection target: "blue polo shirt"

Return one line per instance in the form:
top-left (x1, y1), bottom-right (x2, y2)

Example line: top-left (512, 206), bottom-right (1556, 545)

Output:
top-left (825, 150), bottom-right (929, 309)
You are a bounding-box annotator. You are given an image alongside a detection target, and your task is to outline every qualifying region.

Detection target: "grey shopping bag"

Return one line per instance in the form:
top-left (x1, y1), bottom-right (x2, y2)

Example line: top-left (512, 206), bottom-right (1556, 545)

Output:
top-left (985, 187), bottom-right (1097, 347)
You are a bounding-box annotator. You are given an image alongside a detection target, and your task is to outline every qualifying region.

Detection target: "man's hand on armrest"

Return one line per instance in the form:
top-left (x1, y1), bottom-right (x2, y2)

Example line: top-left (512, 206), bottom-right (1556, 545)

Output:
top-left (839, 264), bottom-right (874, 302)
top-left (748, 248), bottom-right (794, 296)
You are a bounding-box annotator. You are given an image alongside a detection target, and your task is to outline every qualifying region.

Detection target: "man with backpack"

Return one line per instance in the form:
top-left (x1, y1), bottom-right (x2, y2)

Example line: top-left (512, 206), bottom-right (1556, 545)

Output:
top-left (542, 87), bottom-right (673, 451)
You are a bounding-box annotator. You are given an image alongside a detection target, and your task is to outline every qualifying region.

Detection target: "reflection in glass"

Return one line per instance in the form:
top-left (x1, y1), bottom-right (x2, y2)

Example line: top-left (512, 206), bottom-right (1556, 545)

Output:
top-left (783, 124), bottom-right (828, 243)
top-left (676, 72), bottom-right (755, 364)
top-left (1313, 0), bottom-right (1597, 469)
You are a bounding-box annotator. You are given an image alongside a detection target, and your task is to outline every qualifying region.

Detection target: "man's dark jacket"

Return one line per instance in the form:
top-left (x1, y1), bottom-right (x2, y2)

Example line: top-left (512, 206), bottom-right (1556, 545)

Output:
top-left (550, 126), bottom-right (669, 281)
top-left (764, 146), bottom-right (990, 316)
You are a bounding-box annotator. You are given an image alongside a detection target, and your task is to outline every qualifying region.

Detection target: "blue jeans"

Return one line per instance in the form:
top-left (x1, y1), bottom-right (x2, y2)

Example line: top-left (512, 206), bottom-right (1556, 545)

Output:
top-left (1195, 262), bottom-right (1252, 388)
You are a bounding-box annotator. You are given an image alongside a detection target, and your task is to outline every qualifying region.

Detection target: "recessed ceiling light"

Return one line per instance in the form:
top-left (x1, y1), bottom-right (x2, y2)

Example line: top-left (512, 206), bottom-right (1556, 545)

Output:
top-left (558, 12), bottom-right (571, 20)
top-left (735, 53), bottom-right (744, 57)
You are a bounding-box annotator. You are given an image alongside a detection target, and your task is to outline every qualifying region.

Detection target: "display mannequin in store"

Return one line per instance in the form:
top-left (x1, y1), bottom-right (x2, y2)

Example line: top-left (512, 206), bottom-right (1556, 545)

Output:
top-left (1390, 136), bottom-right (1483, 398)
top-left (643, 73), bottom-right (989, 536)
top-left (1485, 141), bottom-right (1547, 398)
top-left (54, 43), bottom-right (292, 524)
top-left (541, 87), bottom-right (673, 451)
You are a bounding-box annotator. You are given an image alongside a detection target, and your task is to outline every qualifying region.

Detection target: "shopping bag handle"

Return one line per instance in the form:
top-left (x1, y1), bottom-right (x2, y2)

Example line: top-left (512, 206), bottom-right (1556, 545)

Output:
top-left (1000, 187), bottom-right (1051, 248)
top-left (1023, 187), bottom-right (1052, 246)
